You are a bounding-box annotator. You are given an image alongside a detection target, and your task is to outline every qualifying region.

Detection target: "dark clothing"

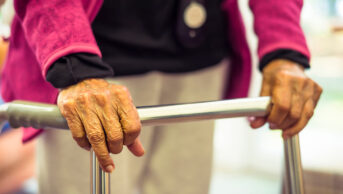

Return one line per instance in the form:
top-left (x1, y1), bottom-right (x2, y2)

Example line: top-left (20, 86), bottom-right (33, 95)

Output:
top-left (46, 0), bottom-right (309, 88)
top-left (259, 49), bottom-right (310, 71)
top-left (46, 54), bottom-right (114, 88)
top-left (46, 49), bottom-right (309, 88)
top-left (91, 0), bottom-right (229, 74)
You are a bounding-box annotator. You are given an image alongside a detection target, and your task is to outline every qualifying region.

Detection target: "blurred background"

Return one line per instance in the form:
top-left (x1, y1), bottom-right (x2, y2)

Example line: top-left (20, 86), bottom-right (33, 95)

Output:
top-left (0, 0), bottom-right (342, 194)
top-left (211, 0), bottom-right (343, 193)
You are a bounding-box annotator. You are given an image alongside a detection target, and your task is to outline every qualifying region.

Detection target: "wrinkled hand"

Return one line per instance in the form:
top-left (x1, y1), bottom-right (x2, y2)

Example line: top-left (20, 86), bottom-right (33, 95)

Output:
top-left (57, 78), bottom-right (144, 173)
top-left (250, 59), bottom-right (322, 139)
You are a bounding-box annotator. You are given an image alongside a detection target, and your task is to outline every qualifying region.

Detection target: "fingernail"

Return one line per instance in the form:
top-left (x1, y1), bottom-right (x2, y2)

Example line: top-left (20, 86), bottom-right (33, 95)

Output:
top-left (106, 165), bottom-right (114, 173)
top-left (248, 117), bottom-right (255, 122)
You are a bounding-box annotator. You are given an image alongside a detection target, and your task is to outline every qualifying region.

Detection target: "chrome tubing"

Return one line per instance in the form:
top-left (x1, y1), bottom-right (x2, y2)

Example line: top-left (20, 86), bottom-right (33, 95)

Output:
top-left (91, 150), bottom-right (110, 194)
top-left (3, 97), bottom-right (271, 129)
top-left (138, 96), bottom-right (270, 125)
top-left (0, 97), bottom-right (304, 194)
top-left (284, 135), bottom-right (305, 194)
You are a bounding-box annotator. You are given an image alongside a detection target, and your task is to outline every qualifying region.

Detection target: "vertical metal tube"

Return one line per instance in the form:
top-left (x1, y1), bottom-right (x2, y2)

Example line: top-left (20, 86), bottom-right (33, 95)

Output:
top-left (91, 149), bottom-right (110, 194)
top-left (284, 135), bottom-right (305, 194)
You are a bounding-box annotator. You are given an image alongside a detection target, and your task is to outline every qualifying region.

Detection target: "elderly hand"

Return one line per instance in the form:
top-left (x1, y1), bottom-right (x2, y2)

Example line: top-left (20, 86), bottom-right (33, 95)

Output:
top-left (57, 78), bottom-right (144, 173)
top-left (250, 59), bottom-right (322, 139)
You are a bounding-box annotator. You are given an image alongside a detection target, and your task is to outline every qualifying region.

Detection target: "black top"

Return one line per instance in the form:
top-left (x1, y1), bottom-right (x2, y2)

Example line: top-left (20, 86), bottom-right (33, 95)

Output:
top-left (46, 0), bottom-right (310, 88)
top-left (91, 0), bottom-right (229, 75)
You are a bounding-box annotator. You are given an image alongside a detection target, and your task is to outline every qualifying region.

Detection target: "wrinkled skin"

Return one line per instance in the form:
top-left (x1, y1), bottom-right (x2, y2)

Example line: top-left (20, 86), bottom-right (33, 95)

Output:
top-left (57, 79), bottom-right (144, 173)
top-left (250, 59), bottom-right (323, 139)
top-left (57, 60), bottom-right (322, 172)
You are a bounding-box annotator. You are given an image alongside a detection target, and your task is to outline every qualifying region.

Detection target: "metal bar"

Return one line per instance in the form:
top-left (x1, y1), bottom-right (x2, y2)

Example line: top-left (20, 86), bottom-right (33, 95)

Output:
top-left (137, 96), bottom-right (271, 125)
top-left (4, 97), bottom-right (271, 129)
top-left (284, 135), bottom-right (305, 194)
top-left (91, 149), bottom-right (110, 194)
top-left (0, 97), bottom-right (304, 194)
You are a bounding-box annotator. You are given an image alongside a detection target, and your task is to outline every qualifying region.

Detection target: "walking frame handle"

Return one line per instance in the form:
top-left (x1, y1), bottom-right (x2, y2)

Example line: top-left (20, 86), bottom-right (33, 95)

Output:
top-left (0, 97), bottom-right (304, 194)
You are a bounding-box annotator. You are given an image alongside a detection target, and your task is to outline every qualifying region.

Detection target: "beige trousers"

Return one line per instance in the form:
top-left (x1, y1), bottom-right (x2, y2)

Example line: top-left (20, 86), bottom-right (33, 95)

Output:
top-left (36, 60), bottom-right (228, 194)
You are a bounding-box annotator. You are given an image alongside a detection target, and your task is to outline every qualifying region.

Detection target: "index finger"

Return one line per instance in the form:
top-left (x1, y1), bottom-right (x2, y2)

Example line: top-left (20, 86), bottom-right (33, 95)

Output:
top-left (78, 103), bottom-right (114, 173)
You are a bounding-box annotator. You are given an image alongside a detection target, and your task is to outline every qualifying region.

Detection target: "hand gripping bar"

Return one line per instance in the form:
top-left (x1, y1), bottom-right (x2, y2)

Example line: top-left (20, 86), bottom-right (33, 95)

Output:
top-left (0, 97), bottom-right (304, 194)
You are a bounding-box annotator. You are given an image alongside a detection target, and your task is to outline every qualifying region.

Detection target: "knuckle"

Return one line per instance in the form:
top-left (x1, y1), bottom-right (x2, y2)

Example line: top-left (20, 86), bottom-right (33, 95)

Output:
top-left (277, 103), bottom-right (289, 113)
top-left (295, 78), bottom-right (306, 91)
top-left (94, 92), bottom-right (108, 106)
top-left (124, 125), bottom-right (141, 143)
top-left (126, 122), bottom-right (141, 135)
top-left (110, 145), bottom-right (123, 154)
top-left (65, 118), bottom-right (79, 131)
top-left (72, 135), bottom-right (90, 149)
top-left (298, 76), bottom-right (307, 83)
top-left (72, 134), bottom-right (86, 142)
top-left (276, 71), bottom-right (307, 86)
top-left (59, 102), bottom-right (78, 118)
top-left (113, 85), bottom-right (128, 94)
top-left (305, 109), bottom-right (314, 119)
top-left (88, 131), bottom-right (105, 144)
top-left (77, 93), bottom-right (91, 103)
top-left (118, 85), bottom-right (129, 93)
top-left (107, 133), bottom-right (123, 144)
top-left (294, 76), bottom-right (307, 88)
top-left (314, 82), bottom-right (323, 94)
top-left (125, 134), bottom-right (139, 144)
top-left (61, 99), bottom-right (76, 111)
top-left (276, 70), bottom-right (288, 77)
top-left (78, 92), bottom-right (91, 99)
top-left (112, 85), bottom-right (131, 100)
top-left (275, 72), bottom-right (289, 85)
top-left (289, 111), bottom-right (301, 120)
top-left (305, 79), bottom-right (314, 89)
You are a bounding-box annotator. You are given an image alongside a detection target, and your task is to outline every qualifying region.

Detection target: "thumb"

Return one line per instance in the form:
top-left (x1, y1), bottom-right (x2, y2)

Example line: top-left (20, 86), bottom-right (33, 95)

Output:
top-left (249, 116), bottom-right (267, 129)
top-left (127, 138), bottom-right (145, 157)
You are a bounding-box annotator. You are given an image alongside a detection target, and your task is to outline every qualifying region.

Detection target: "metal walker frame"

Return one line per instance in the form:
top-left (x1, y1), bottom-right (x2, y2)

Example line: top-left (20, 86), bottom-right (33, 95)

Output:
top-left (0, 97), bottom-right (304, 194)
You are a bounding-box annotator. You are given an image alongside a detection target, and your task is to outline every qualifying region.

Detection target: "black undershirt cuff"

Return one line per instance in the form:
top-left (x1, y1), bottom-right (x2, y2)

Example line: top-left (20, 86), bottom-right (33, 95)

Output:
top-left (46, 53), bottom-right (114, 88)
top-left (259, 49), bottom-right (310, 71)
top-left (46, 49), bottom-right (310, 89)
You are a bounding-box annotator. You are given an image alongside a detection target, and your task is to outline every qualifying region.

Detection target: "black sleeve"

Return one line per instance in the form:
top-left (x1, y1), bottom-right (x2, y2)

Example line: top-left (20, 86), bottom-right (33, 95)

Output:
top-left (259, 49), bottom-right (310, 72)
top-left (46, 53), bottom-right (114, 88)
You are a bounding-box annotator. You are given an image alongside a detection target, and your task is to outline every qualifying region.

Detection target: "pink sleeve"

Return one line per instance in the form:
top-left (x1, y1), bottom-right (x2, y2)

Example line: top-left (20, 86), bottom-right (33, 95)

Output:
top-left (14, 0), bottom-right (102, 77)
top-left (249, 0), bottom-right (310, 61)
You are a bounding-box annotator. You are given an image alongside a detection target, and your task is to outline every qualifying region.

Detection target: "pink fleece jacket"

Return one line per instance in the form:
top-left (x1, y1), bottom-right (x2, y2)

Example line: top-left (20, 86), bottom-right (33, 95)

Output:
top-left (1, 0), bottom-right (310, 142)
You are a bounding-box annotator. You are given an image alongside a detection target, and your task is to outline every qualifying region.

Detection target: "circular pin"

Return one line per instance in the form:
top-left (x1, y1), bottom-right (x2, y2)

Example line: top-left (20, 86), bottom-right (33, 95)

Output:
top-left (183, 1), bottom-right (207, 29)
